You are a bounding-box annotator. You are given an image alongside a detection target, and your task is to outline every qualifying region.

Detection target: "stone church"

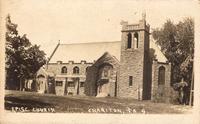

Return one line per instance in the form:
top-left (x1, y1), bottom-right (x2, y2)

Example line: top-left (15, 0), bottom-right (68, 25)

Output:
top-left (36, 16), bottom-right (172, 101)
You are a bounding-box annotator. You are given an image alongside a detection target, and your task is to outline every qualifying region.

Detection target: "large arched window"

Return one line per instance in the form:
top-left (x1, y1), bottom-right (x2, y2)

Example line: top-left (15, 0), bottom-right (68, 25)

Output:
top-left (127, 33), bottom-right (132, 48)
top-left (134, 32), bottom-right (139, 48)
top-left (73, 66), bottom-right (79, 74)
top-left (98, 64), bottom-right (113, 79)
top-left (61, 66), bottom-right (67, 73)
top-left (158, 66), bottom-right (165, 85)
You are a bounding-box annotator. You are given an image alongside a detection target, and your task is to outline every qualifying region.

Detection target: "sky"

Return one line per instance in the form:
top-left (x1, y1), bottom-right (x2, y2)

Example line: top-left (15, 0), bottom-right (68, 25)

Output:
top-left (2, 0), bottom-right (199, 57)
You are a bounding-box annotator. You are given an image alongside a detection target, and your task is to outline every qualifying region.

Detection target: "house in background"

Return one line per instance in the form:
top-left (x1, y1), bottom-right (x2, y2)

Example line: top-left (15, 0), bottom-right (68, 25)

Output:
top-left (36, 16), bottom-right (172, 102)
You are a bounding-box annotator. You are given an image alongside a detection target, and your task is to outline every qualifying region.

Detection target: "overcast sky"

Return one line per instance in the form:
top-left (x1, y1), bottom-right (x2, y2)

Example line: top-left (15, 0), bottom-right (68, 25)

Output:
top-left (3, 0), bottom-right (199, 57)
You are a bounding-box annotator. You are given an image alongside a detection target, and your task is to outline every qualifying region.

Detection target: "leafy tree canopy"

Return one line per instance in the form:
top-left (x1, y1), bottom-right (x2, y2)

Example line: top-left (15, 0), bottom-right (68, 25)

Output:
top-left (5, 15), bottom-right (46, 90)
top-left (152, 17), bottom-right (194, 86)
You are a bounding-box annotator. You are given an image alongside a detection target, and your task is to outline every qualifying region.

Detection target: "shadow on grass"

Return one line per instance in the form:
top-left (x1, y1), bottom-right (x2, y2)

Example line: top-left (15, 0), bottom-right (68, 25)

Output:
top-left (5, 96), bottom-right (54, 110)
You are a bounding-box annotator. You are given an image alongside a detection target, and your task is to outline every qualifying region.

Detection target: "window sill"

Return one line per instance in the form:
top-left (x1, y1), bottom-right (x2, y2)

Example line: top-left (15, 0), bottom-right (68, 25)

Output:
top-left (125, 48), bottom-right (139, 52)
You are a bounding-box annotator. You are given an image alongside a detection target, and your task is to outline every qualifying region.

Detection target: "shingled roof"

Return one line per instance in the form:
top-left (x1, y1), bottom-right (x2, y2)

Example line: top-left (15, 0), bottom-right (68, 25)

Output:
top-left (49, 41), bottom-right (121, 63)
top-left (48, 41), bottom-right (168, 63)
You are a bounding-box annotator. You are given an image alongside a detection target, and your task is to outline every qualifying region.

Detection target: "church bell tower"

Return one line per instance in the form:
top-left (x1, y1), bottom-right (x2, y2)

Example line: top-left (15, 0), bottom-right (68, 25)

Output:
top-left (118, 14), bottom-right (151, 100)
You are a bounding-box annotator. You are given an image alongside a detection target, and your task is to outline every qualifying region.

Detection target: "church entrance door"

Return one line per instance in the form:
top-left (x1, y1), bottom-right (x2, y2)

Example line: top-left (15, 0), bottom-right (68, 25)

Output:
top-left (97, 82), bottom-right (109, 97)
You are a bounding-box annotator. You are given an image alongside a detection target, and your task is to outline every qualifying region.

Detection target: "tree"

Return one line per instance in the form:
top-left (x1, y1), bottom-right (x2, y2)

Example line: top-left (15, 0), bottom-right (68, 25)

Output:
top-left (152, 18), bottom-right (194, 104)
top-left (5, 15), bottom-right (46, 90)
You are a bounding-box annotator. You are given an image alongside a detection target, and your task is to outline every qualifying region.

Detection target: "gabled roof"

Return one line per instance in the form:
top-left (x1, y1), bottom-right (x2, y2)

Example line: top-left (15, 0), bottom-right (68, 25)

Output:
top-left (93, 52), bottom-right (120, 67)
top-left (49, 41), bottom-right (121, 63)
top-left (150, 40), bottom-right (168, 63)
top-left (49, 40), bottom-right (168, 63)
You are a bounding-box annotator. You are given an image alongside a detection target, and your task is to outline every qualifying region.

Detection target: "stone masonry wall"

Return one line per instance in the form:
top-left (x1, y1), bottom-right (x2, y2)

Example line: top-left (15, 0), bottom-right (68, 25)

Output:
top-left (47, 61), bottom-right (92, 76)
top-left (54, 77), bottom-right (66, 96)
top-left (85, 53), bottom-right (119, 97)
top-left (142, 29), bottom-right (151, 100)
top-left (151, 60), bottom-right (171, 102)
top-left (118, 19), bottom-right (150, 99)
top-left (85, 66), bottom-right (98, 96)
top-left (46, 61), bottom-right (93, 96)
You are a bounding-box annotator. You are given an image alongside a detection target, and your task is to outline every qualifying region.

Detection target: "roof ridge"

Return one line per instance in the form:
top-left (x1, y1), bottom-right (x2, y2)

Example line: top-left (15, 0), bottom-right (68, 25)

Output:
top-left (59, 41), bottom-right (120, 45)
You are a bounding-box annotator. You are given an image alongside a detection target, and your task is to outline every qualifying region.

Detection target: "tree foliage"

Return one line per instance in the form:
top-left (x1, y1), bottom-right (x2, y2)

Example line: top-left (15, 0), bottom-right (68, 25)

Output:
top-left (5, 15), bottom-right (46, 90)
top-left (152, 18), bottom-right (194, 104)
top-left (152, 17), bottom-right (194, 83)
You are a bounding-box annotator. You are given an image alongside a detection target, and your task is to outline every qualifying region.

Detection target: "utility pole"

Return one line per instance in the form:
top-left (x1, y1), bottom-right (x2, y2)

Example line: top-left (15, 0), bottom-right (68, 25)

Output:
top-left (189, 68), bottom-right (194, 106)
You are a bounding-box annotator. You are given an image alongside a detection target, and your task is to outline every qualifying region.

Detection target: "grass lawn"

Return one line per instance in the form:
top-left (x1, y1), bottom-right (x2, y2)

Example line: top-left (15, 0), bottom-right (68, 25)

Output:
top-left (4, 90), bottom-right (192, 114)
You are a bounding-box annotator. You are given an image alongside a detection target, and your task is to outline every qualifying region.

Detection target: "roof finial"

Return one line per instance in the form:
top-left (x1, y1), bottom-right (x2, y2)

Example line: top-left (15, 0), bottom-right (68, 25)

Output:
top-left (58, 40), bottom-right (60, 44)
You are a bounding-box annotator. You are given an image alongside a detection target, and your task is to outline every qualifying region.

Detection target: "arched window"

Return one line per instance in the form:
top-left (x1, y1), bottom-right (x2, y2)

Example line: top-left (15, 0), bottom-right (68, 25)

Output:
top-left (98, 64), bottom-right (113, 79)
top-left (127, 33), bottom-right (132, 48)
top-left (61, 66), bottom-right (67, 73)
top-left (158, 66), bottom-right (165, 85)
top-left (37, 74), bottom-right (45, 78)
top-left (103, 65), bottom-right (112, 77)
top-left (134, 32), bottom-right (139, 48)
top-left (85, 66), bottom-right (89, 74)
top-left (73, 66), bottom-right (79, 74)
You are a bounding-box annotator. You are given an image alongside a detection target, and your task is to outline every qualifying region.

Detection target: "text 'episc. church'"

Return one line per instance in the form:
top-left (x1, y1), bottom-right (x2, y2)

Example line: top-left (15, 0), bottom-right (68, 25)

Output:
top-left (35, 16), bottom-right (172, 102)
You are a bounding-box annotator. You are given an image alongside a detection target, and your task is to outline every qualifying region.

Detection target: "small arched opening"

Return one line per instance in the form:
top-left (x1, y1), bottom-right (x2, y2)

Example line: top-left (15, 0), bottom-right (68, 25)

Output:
top-left (73, 66), bottom-right (79, 74)
top-left (61, 66), bottom-right (67, 73)
top-left (127, 33), bottom-right (132, 49)
top-left (134, 32), bottom-right (139, 48)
